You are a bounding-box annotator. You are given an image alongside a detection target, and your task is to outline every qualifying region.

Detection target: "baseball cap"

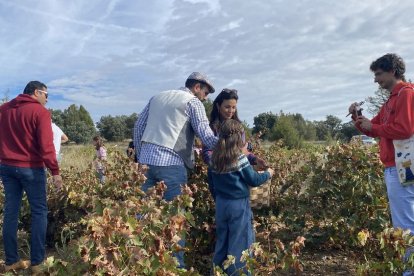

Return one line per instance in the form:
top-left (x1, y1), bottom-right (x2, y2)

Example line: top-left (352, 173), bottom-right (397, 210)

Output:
top-left (186, 72), bottom-right (215, 93)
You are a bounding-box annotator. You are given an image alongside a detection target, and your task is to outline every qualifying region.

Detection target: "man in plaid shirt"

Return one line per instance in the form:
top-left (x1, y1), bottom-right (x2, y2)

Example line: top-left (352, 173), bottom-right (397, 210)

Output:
top-left (133, 72), bottom-right (218, 268)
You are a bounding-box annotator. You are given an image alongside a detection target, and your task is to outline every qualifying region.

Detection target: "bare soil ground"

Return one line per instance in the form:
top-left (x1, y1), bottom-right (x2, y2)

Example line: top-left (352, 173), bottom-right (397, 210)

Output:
top-left (299, 249), bottom-right (358, 275)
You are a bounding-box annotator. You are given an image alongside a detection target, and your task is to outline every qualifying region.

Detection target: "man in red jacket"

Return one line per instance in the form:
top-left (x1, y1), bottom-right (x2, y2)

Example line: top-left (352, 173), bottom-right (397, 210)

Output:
top-left (349, 53), bottom-right (414, 234)
top-left (0, 80), bottom-right (63, 274)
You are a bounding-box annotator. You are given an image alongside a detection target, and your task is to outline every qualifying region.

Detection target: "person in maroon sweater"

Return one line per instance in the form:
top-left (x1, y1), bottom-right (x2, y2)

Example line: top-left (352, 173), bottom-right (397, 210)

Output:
top-left (349, 53), bottom-right (414, 234)
top-left (0, 80), bottom-right (63, 274)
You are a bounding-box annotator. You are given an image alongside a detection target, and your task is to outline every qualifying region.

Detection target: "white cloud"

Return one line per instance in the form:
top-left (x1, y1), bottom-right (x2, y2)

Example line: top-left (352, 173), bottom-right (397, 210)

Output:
top-left (2, 0), bottom-right (414, 126)
top-left (225, 79), bottom-right (247, 88)
top-left (181, 0), bottom-right (221, 14)
top-left (219, 19), bottom-right (243, 32)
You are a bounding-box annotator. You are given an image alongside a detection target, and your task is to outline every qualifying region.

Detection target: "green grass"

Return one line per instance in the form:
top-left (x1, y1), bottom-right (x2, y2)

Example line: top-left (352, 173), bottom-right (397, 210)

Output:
top-left (60, 142), bottom-right (129, 171)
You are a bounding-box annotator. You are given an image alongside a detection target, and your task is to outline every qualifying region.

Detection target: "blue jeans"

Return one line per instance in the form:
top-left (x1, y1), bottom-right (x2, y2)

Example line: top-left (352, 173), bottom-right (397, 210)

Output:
top-left (0, 165), bottom-right (47, 266)
top-left (96, 169), bottom-right (105, 184)
top-left (385, 167), bottom-right (414, 232)
top-left (142, 165), bottom-right (187, 202)
top-left (213, 196), bottom-right (254, 275)
top-left (385, 167), bottom-right (414, 276)
top-left (141, 165), bottom-right (187, 268)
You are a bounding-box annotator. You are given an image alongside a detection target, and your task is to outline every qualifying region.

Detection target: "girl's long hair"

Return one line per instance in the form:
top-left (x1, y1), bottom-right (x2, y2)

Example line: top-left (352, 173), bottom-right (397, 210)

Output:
top-left (211, 119), bottom-right (245, 173)
top-left (93, 135), bottom-right (104, 150)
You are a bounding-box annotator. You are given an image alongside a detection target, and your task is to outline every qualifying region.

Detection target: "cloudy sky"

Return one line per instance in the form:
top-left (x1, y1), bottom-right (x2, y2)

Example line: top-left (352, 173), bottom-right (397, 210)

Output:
top-left (1, 0), bottom-right (414, 126)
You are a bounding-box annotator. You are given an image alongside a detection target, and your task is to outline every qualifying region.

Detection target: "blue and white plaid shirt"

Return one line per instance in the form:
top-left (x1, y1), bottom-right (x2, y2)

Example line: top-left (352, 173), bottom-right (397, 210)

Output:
top-left (134, 87), bottom-right (217, 167)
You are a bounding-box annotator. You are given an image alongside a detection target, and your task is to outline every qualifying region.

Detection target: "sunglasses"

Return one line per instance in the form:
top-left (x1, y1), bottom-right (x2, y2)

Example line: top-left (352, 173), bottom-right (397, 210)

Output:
top-left (37, 89), bottom-right (48, 98)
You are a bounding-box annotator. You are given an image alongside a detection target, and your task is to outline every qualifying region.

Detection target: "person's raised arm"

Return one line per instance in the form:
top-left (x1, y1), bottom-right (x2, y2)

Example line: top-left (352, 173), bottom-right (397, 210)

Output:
top-left (187, 98), bottom-right (218, 150)
top-left (349, 102), bottom-right (381, 138)
top-left (61, 133), bottom-right (69, 144)
top-left (238, 156), bottom-right (273, 187)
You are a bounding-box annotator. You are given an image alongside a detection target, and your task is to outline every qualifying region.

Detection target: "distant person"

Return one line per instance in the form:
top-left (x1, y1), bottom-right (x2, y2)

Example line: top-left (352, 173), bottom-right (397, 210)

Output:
top-left (126, 140), bottom-right (138, 169)
top-left (126, 140), bottom-right (138, 162)
top-left (92, 136), bottom-right (107, 183)
top-left (126, 141), bottom-right (134, 158)
top-left (0, 81), bottom-right (63, 275)
top-left (209, 119), bottom-right (273, 275)
top-left (51, 122), bottom-right (68, 162)
top-left (133, 72), bottom-right (218, 268)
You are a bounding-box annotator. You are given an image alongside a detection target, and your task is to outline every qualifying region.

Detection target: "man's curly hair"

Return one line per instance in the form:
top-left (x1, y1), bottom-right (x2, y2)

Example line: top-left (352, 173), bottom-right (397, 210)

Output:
top-left (370, 53), bottom-right (406, 81)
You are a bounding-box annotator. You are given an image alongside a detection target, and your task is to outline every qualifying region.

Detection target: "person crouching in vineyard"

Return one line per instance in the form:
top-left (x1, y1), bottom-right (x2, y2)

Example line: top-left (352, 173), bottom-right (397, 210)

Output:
top-left (92, 136), bottom-right (107, 183)
top-left (209, 119), bottom-right (274, 275)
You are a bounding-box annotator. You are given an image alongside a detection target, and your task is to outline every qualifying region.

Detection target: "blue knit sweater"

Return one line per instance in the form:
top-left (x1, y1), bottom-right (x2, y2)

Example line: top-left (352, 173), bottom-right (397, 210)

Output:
top-left (208, 154), bottom-right (271, 199)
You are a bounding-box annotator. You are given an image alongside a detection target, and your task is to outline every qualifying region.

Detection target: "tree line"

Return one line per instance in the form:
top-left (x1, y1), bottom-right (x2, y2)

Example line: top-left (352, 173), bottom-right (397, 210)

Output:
top-left (50, 104), bottom-right (138, 144)
top-left (2, 85), bottom-right (393, 146)
top-left (251, 111), bottom-right (359, 148)
top-left (0, 101), bottom-right (361, 147)
top-left (246, 85), bottom-right (398, 148)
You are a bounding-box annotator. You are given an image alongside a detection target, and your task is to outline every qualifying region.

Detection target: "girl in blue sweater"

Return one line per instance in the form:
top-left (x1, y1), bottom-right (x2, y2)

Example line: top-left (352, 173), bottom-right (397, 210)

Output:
top-left (209, 119), bottom-right (274, 275)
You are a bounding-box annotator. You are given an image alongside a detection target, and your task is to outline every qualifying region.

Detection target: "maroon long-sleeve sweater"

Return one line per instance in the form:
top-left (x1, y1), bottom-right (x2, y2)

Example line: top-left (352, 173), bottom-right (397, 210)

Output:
top-left (0, 94), bottom-right (59, 175)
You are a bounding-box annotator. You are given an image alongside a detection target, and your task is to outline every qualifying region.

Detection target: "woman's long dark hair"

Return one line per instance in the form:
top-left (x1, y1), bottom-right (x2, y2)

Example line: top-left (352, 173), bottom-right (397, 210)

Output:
top-left (210, 88), bottom-right (240, 134)
top-left (211, 119), bottom-right (245, 173)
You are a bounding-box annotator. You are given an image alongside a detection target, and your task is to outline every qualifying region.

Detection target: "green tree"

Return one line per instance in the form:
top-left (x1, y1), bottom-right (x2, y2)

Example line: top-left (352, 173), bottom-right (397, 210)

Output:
top-left (313, 120), bottom-right (331, 140)
top-left (289, 113), bottom-right (317, 141)
top-left (97, 115), bottom-right (128, 142)
top-left (252, 112), bottom-right (278, 139)
top-left (269, 115), bottom-right (303, 148)
top-left (262, 112), bottom-right (316, 142)
top-left (50, 109), bottom-right (64, 127)
top-left (325, 115), bottom-right (342, 137)
top-left (303, 121), bottom-right (317, 141)
top-left (124, 113), bottom-right (139, 139)
top-left (79, 105), bottom-right (94, 126)
top-left (338, 121), bottom-right (360, 141)
top-left (312, 115), bottom-right (341, 141)
top-left (313, 115), bottom-right (342, 140)
top-left (96, 113), bottom-right (138, 141)
top-left (64, 121), bottom-right (96, 144)
top-left (62, 104), bottom-right (96, 144)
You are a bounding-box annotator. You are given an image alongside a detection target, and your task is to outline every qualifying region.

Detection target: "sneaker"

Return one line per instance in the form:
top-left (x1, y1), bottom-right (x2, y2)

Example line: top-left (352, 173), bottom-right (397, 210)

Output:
top-left (31, 264), bottom-right (43, 276)
top-left (5, 260), bottom-right (30, 272)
